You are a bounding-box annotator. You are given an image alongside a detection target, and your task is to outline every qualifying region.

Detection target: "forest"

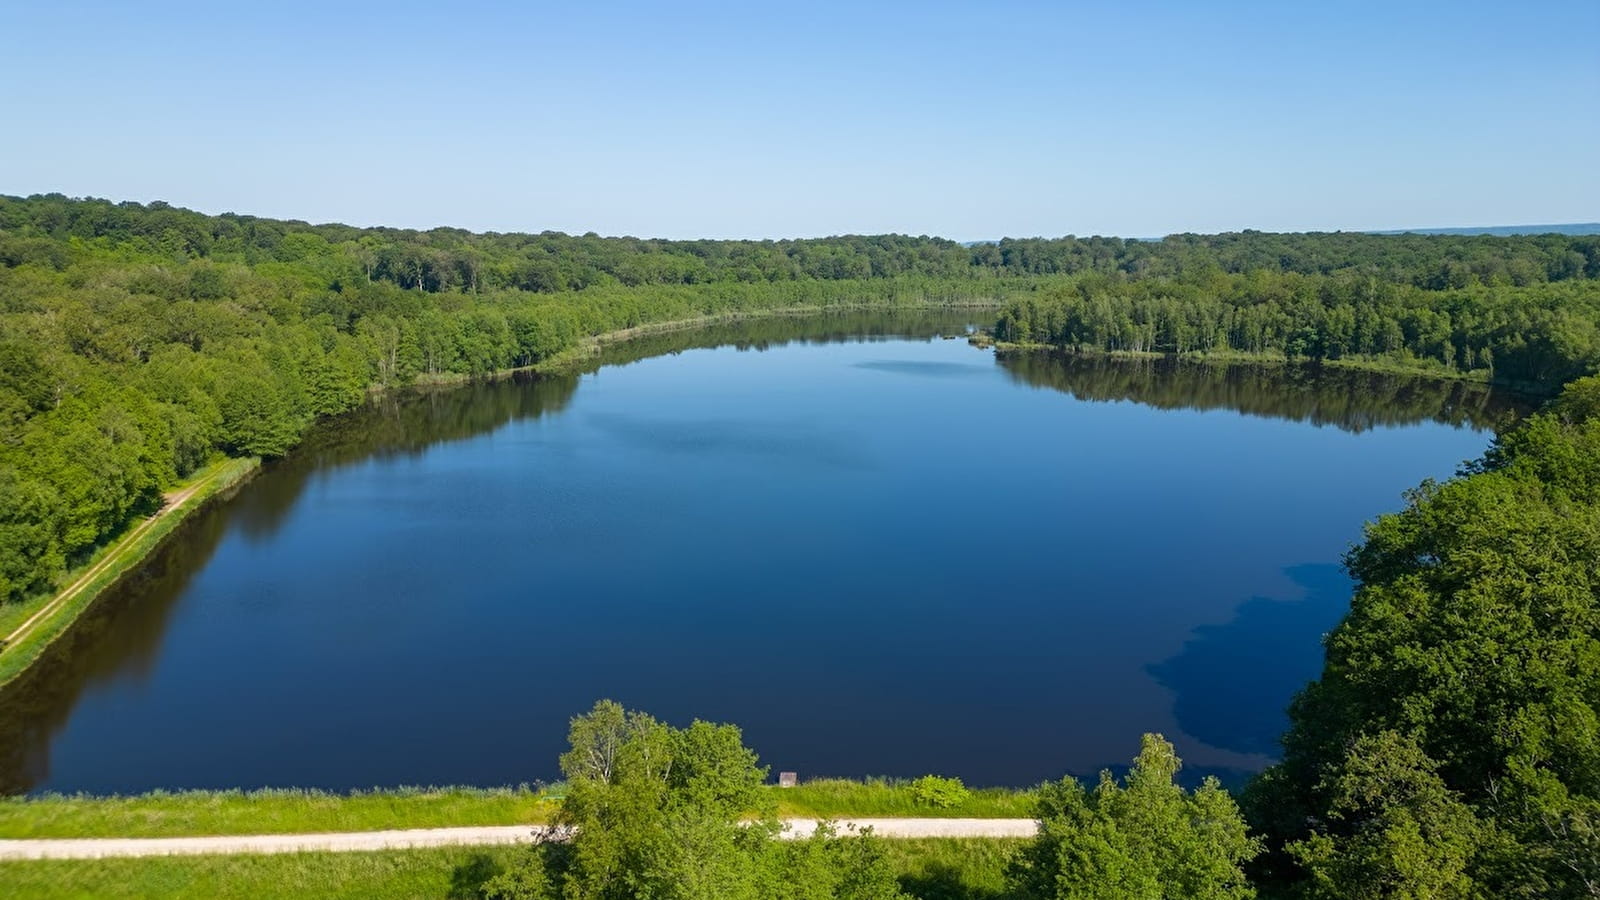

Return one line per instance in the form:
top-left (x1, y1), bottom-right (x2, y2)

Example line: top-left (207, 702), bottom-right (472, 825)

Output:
top-left (1244, 373), bottom-right (1600, 898)
top-left (992, 274), bottom-right (1600, 388)
top-left (2, 192), bottom-right (1598, 608)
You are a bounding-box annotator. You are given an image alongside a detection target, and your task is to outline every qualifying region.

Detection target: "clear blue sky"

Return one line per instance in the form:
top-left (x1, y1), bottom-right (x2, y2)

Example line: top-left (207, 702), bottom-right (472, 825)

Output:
top-left (3, 1), bottom-right (1596, 239)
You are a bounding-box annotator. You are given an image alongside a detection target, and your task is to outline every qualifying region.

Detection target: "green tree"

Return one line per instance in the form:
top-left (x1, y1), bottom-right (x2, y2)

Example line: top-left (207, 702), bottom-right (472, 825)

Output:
top-left (1253, 375), bottom-right (1600, 898)
top-left (1008, 734), bottom-right (1258, 900)
top-left (487, 701), bottom-right (905, 900)
top-left (1287, 732), bottom-right (1483, 899)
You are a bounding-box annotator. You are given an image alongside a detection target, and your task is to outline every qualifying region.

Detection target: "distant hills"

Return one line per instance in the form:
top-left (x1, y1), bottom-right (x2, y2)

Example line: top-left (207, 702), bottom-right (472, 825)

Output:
top-left (964, 224), bottom-right (1600, 245)
top-left (1368, 223), bottom-right (1600, 237)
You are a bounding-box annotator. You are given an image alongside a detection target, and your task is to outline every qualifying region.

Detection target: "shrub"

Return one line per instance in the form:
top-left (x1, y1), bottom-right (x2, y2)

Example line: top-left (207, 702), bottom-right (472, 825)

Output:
top-left (909, 775), bottom-right (970, 809)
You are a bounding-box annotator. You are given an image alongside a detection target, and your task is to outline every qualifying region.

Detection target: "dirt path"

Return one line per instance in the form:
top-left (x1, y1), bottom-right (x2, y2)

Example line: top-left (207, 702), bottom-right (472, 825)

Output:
top-left (1, 478), bottom-right (211, 653)
top-left (0, 819), bottom-right (1039, 860)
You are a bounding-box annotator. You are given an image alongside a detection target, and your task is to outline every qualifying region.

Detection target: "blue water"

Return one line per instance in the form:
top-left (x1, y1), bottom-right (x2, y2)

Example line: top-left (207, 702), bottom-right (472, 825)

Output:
top-left (0, 319), bottom-right (1516, 792)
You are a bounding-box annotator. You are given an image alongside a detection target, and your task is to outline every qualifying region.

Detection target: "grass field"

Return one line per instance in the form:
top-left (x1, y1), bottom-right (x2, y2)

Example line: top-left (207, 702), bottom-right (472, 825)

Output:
top-left (0, 838), bottom-right (1024, 899)
top-left (0, 780), bottom-right (1036, 839)
top-left (774, 780), bottom-right (1035, 820)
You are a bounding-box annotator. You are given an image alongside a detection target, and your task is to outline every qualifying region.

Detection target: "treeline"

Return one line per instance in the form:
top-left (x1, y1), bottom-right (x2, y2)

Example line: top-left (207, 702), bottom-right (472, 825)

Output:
top-left (1245, 374), bottom-right (1600, 897)
top-left (993, 273), bottom-right (1600, 387)
top-left (3, 194), bottom-right (1597, 294)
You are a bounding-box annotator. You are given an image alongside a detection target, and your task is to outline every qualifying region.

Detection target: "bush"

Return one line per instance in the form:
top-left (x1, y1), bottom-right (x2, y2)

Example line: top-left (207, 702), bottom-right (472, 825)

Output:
top-left (909, 775), bottom-right (970, 809)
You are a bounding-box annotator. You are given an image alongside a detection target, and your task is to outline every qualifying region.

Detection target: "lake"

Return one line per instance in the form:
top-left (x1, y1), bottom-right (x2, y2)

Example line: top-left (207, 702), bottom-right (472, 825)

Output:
top-left (0, 311), bottom-right (1526, 794)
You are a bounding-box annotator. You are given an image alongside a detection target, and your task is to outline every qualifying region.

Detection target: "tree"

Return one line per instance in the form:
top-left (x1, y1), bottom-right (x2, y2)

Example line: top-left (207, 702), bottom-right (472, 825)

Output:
top-left (1253, 375), bottom-right (1600, 897)
top-left (1008, 734), bottom-right (1259, 900)
top-left (1287, 732), bottom-right (1483, 899)
top-left (486, 701), bottom-right (906, 900)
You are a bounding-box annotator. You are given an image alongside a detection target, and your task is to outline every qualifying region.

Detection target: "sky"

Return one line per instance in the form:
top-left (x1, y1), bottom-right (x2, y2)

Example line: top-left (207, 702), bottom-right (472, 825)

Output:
top-left (2, 0), bottom-right (1596, 240)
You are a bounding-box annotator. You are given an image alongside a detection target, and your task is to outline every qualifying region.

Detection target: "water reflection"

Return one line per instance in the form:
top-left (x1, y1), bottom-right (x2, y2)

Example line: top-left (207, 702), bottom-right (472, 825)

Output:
top-left (0, 374), bottom-right (580, 794)
top-left (997, 349), bottom-right (1529, 432)
top-left (581, 309), bottom-right (982, 371)
top-left (1148, 564), bottom-right (1352, 760)
top-left (0, 498), bottom-right (237, 793)
top-left (236, 373), bottom-right (582, 540)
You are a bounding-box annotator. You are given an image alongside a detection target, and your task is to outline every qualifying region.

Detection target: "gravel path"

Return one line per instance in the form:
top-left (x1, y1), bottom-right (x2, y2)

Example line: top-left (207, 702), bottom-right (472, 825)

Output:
top-left (0, 818), bottom-right (1038, 860)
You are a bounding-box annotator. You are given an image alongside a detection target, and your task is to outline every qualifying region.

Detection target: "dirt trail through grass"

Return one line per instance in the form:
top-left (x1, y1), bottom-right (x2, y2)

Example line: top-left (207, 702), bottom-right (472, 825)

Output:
top-left (2, 478), bottom-right (209, 652)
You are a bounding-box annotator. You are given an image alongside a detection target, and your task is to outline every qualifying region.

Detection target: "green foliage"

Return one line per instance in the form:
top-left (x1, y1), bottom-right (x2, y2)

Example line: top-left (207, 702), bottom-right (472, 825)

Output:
top-left (909, 776), bottom-right (971, 810)
top-left (0, 839), bottom-right (1027, 900)
top-left (1253, 374), bottom-right (1600, 897)
top-left (992, 274), bottom-right (1600, 386)
top-left (1008, 734), bottom-right (1259, 900)
top-left (0, 776), bottom-right (1038, 839)
top-left (485, 700), bottom-right (907, 900)
top-left (0, 785), bottom-right (553, 839)
top-left (1286, 732), bottom-right (1482, 899)
top-left (774, 778), bottom-right (1033, 819)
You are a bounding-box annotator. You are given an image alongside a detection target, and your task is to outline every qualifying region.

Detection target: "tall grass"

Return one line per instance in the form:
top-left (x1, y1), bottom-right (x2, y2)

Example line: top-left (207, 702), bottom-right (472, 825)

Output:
top-left (0, 786), bottom-right (556, 839)
top-left (776, 779), bottom-right (1036, 819)
top-left (0, 780), bottom-right (1035, 839)
top-left (0, 838), bottom-right (1027, 900)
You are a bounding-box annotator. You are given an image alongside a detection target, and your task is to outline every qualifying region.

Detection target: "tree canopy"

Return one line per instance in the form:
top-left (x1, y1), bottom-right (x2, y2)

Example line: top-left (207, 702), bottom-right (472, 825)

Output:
top-left (483, 701), bottom-right (906, 900)
top-left (1248, 374), bottom-right (1600, 898)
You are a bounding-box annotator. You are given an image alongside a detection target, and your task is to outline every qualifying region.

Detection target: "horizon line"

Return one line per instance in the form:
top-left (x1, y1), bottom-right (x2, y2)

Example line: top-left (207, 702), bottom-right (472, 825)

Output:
top-left (5, 191), bottom-right (1596, 245)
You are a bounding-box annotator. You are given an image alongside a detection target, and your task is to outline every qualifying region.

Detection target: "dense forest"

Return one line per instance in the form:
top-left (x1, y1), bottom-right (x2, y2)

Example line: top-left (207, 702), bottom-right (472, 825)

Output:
top-left (2, 193), bottom-right (1598, 607)
top-left (1246, 374), bottom-right (1600, 898)
top-left (992, 274), bottom-right (1600, 388)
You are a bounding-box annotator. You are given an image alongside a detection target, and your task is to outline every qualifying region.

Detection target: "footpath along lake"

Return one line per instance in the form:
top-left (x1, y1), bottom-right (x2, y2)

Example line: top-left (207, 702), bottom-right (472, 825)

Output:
top-left (0, 312), bottom-right (1527, 794)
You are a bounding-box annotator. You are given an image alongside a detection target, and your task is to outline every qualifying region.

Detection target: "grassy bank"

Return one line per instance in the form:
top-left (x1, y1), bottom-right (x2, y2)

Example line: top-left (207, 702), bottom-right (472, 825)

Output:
top-left (0, 787), bottom-right (555, 840)
top-left (0, 456), bottom-right (260, 688)
top-left (774, 779), bottom-right (1033, 820)
top-left (0, 781), bottom-right (1035, 839)
top-left (0, 838), bottom-right (1024, 899)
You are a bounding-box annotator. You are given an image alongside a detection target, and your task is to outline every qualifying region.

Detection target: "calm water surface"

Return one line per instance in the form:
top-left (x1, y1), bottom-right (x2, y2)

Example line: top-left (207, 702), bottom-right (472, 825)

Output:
top-left (0, 313), bottom-right (1525, 793)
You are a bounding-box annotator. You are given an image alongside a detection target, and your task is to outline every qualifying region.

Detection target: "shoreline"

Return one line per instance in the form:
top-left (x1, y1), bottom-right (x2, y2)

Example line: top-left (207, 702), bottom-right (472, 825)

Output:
top-left (977, 337), bottom-right (1552, 394)
top-left (0, 457), bottom-right (261, 690)
top-left (0, 300), bottom-right (997, 691)
top-left (0, 299), bottom-right (1531, 695)
top-left (409, 299), bottom-right (1006, 387)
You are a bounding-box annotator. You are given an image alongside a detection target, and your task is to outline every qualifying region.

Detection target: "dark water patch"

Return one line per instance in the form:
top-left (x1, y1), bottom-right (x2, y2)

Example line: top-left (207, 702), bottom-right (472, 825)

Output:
top-left (583, 414), bottom-right (875, 470)
top-left (1147, 564), bottom-right (1352, 760)
top-left (854, 359), bottom-right (992, 378)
